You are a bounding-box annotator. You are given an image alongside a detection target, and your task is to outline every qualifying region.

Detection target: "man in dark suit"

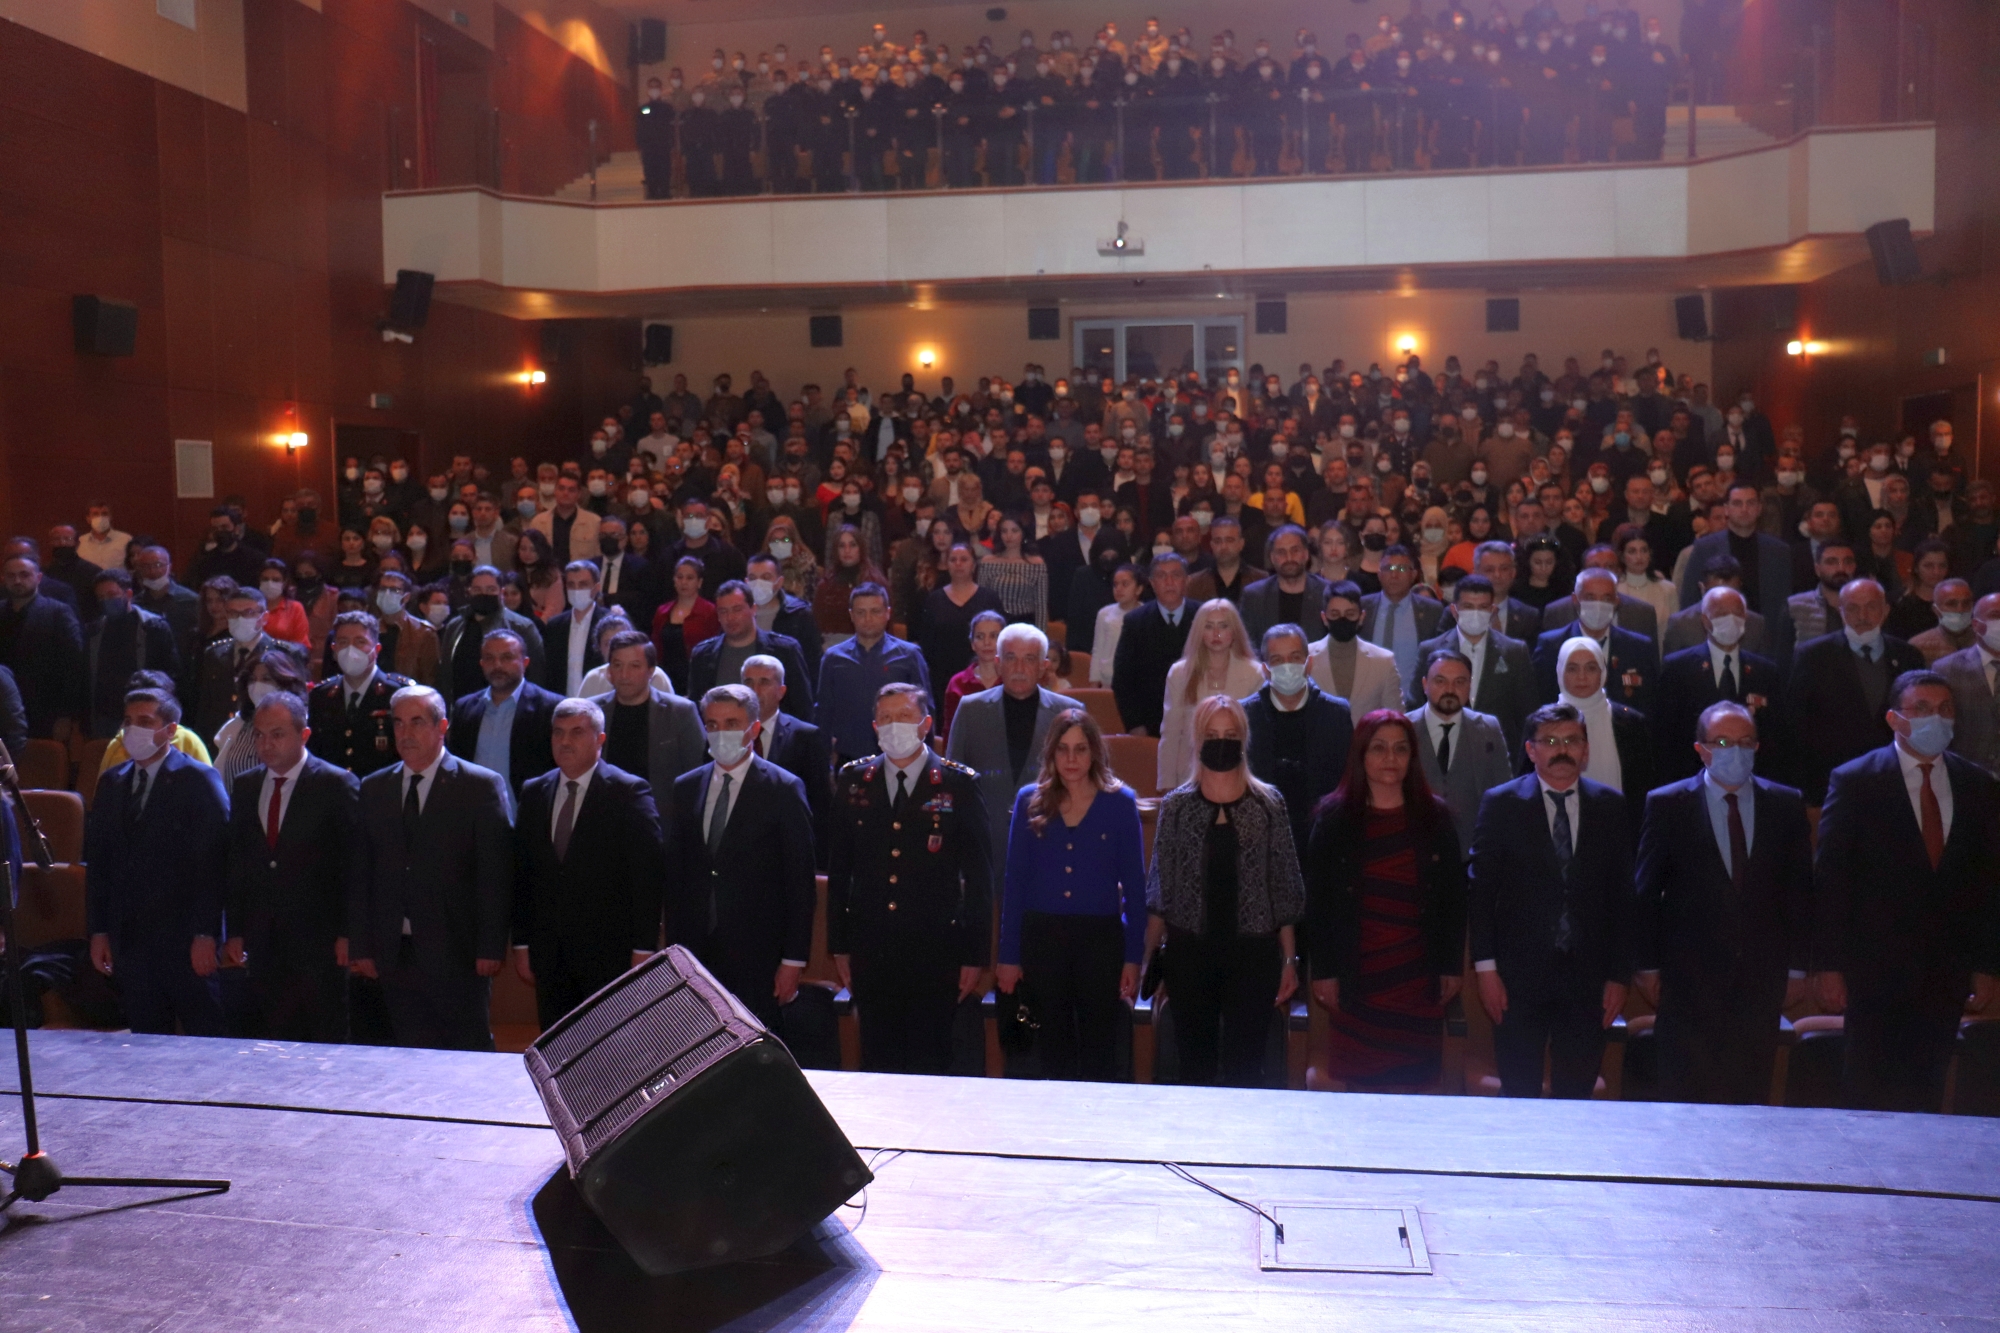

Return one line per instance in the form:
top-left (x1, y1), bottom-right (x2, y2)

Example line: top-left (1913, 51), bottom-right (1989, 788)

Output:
top-left (222, 692), bottom-right (363, 1043)
top-left (84, 685), bottom-right (230, 1036)
top-left (1812, 671), bottom-right (2000, 1112)
top-left (945, 623), bottom-right (1082, 889)
top-left (594, 515), bottom-right (654, 629)
top-left (666, 684), bottom-right (817, 1027)
top-left (741, 652), bottom-right (830, 861)
top-left (440, 566), bottom-right (547, 698)
top-left (1112, 552), bottom-right (1194, 738)
top-left (1, 552), bottom-right (85, 739)
top-left (513, 697), bottom-right (666, 1030)
top-left (350, 685), bottom-right (513, 1051)
top-left (1676, 481), bottom-right (1794, 625)
top-left (306, 611), bottom-right (413, 778)
top-left (1410, 650), bottom-right (1516, 854)
top-left (1239, 525), bottom-right (1330, 644)
top-left (590, 632), bottom-right (707, 810)
top-left (1661, 556), bottom-right (1773, 659)
top-left (542, 561), bottom-right (615, 697)
top-left (131, 544), bottom-right (203, 693)
top-left (447, 626), bottom-right (560, 811)
top-left (1244, 623), bottom-right (1353, 865)
top-left (1532, 568), bottom-right (1661, 715)
top-left (1652, 587), bottom-right (1783, 783)
top-left (1358, 546), bottom-right (1446, 689)
top-left (827, 682), bottom-right (992, 1074)
top-left (686, 581), bottom-right (814, 720)
top-left (1635, 701), bottom-right (1813, 1104)
top-left (1780, 578), bottom-right (1924, 806)
top-left (1418, 574), bottom-right (1535, 753)
top-left (190, 586), bottom-right (284, 743)
top-left (1462, 541), bottom-right (1543, 644)
top-left (1470, 702), bottom-right (1634, 1099)
top-left (85, 568), bottom-right (182, 739)
top-left (1934, 591), bottom-right (2000, 776)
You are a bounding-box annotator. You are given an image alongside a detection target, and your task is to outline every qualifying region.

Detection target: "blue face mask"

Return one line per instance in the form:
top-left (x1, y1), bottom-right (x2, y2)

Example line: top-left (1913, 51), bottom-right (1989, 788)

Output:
top-left (1613, 430), bottom-right (1632, 447)
top-left (1704, 744), bottom-right (1755, 788)
top-left (1899, 713), bottom-right (1955, 758)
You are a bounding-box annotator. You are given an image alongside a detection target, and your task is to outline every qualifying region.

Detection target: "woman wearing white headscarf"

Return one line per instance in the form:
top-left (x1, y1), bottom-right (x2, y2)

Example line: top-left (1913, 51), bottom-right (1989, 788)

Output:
top-left (1555, 635), bottom-right (1655, 831)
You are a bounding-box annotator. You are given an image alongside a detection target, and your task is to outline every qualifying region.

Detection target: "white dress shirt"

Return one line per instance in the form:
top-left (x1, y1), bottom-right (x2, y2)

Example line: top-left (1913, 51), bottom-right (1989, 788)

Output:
top-left (1894, 739), bottom-right (1953, 842)
top-left (548, 763), bottom-right (597, 842)
top-left (1457, 631), bottom-right (1489, 707)
top-left (883, 747), bottom-right (929, 803)
top-left (701, 754), bottom-right (749, 834)
top-left (1706, 640), bottom-right (1740, 688)
top-left (257, 752), bottom-right (310, 837)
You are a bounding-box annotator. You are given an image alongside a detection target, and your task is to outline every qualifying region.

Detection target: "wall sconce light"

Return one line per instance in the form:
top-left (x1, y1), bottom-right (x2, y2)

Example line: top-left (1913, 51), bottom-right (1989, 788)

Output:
top-left (917, 348), bottom-right (936, 369)
top-left (286, 431), bottom-right (308, 451)
top-left (517, 369), bottom-right (548, 385)
top-left (1396, 334), bottom-right (1418, 354)
top-left (1786, 340), bottom-right (1828, 357)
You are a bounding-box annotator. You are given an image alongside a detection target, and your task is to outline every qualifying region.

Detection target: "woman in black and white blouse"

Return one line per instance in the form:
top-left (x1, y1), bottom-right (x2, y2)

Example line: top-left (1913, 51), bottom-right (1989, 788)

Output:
top-left (1142, 693), bottom-right (1305, 1088)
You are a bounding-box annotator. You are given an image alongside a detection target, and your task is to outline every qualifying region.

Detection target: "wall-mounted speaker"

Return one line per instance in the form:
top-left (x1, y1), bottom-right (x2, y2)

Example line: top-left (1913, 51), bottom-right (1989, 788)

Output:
top-left (631, 18), bottom-right (667, 66)
top-left (525, 947), bottom-right (871, 1276)
top-left (642, 322), bottom-right (673, 364)
top-left (1485, 298), bottom-right (1520, 333)
top-left (809, 314), bottom-right (843, 348)
top-left (1027, 306), bottom-right (1060, 341)
top-left (1254, 300), bottom-right (1287, 334)
top-left (1864, 218), bottom-right (1921, 286)
top-left (72, 296), bottom-right (137, 357)
top-left (388, 269), bottom-right (434, 331)
top-left (1673, 294), bottom-right (1709, 340)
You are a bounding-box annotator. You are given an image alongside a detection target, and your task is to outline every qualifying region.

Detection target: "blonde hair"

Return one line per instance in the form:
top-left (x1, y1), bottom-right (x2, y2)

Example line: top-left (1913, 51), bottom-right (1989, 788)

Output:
top-left (1177, 598), bottom-right (1256, 704)
top-left (1186, 693), bottom-right (1277, 796)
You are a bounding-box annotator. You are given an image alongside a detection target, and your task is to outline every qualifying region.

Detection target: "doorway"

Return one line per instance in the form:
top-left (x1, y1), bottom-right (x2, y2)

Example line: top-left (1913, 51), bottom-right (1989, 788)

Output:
top-left (1073, 316), bottom-right (1244, 385)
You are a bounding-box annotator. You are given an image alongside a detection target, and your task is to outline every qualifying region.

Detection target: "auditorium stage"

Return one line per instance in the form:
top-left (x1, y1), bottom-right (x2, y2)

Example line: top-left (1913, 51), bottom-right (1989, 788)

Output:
top-left (3, 1031), bottom-right (1998, 1332)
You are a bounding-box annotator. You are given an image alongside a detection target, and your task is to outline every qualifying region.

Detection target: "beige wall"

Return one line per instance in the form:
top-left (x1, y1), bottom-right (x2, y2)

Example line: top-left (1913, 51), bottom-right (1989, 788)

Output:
top-left (0, 0), bottom-right (248, 111)
top-left (642, 287), bottom-right (1714, 398)
top-left (642, 0), bottom-right (1692, 79)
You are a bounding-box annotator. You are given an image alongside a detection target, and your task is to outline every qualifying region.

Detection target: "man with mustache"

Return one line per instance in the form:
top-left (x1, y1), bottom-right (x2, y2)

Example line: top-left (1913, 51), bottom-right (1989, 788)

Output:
top-left (1469, 701), bottom-right (1636, 1098)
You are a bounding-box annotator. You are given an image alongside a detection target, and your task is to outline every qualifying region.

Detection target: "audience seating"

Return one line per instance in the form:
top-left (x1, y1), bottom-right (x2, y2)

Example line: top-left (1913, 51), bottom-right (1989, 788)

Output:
top-left (11, 863), bottom-right (86, 949)
top-left (1068, 687), bottom-right (1125, 736)
top-left (1065, 651), bottom-right (1091, 684)
top-left (73, 738), bottom-right (110, 806)
top-left (15, 790), bottom-right (84, 864)
top-left (1106, 735), bottom-right (1162, 797)
top-left (16, 739), bottom-right (67, 791)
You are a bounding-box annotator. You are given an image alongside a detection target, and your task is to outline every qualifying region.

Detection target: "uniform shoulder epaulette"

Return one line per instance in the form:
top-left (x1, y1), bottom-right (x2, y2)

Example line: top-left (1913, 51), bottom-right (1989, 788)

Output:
top-left (308, 675), bottom-right (342, 694)
top-left (380, 671), bottom-right (415, 689)
top-left (838, 755), bottom-right (879, 777)
top-left (939, 758), bottom-right (978, 778)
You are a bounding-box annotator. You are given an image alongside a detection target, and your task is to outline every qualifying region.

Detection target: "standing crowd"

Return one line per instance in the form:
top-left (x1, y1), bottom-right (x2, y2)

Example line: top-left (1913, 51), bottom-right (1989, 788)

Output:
top-left (2, 334), bottom-right (1996, 1113)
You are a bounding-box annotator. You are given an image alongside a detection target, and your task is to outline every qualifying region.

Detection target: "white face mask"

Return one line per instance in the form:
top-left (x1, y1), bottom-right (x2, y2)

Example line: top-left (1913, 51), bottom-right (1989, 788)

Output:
top-left (1708, 614), bottom-right (1746, 647)
top-left (706, 729), bottom-right (750, 766)
top-left (747, 578), bottom-right (777, 606)
top-left (1470, 470), bottom-right (1488, 486)
top-left (425, 603), bottom-right (449, 627)
top-left (1268, 661), bottom-right (1308, 695)
top-left (769, 539), bottom-right (794, 560)
top-left (1455, 608), bottom-right (1491, 638)
top-left (1577, 600), bottom-right (1616, 632)
top-left (1422, 526), bottom-right (1446, 545)
top-left (683, 516), bottom-right (710, 541)
top-left (246, 680), bottom-right (279, 707)
top-left (1649, 468), bottom-right (1670, 487)
top-left (335, 645), bottom-right (374, 678)
top-left (259, 580), bottom-right (286, 602)
top-left (121, 725), bottom-right (164, 764)
top-left (1496, 422), bottom-right (1515, 439)
top-left (376, 590), bottom-right (405, 617)
top-left (1077, 506), bottom-right (1101, 527)
top-left (914, 517), bottom-right (932, 538)
top-left (567, 588), bottom-right (595, 612)
top-left (629, 489), bottom-right (650, 509)
top-left (1937, 610), bottom-right (1972, 634)
top-left (1589, 475), bottom-right (1611, 494)
top-left (1392, 418), bottom-right (1411, 435)
top-left (371, 533), bottom-right (394, 553)
top-left (142, 575), bottom-right (170, 593)
top-left (91, 515), bottom-right (112, 534)
top-left (229, 616), bottom-right (263, 644)
top-left (876, 720), bottom-right (926, 760)
top-left (1981, 621), bottom-right (2000, 653)
top-left (588, 480), bottom-right (607, 497)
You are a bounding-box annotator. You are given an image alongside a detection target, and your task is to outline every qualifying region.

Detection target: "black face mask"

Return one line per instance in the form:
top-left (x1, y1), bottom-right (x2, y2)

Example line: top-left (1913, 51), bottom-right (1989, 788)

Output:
top-left (295, 575), bottom-right (322, 599)
top-left (599, 535), bottom-right (623, 557)
top-left (1198, 737), bottom-right (1243, 772)
top-left (469, 593), bottom-right (501, 617)
top-left (450, 559), bottom-right (473, 577)
top-left (1324, 618), bottom-right (1362, 643)
top-left (297, 507), bottom-right (319, 533)
top-left (1361, 532), bottom-right (1388, 552)
top-left (213, 531), bottom-right (238, 550)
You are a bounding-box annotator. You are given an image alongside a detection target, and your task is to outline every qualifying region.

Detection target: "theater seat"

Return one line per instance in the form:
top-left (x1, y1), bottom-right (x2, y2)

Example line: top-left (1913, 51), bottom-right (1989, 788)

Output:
top-left (16, 790), bottom-right (85, 864)
top-left (1106, 735), bottom-right (1160, 797)
top-left (1067, 687), bottom-right (1125, 736)
top-left (11, 863), bottom-right (86, 949)
top-left (74, 739), bottom-right (110, 807)
top-left (1065, 651), bottom-right (1091, 684)
top-left (16, 739), bottom-right (67, 791)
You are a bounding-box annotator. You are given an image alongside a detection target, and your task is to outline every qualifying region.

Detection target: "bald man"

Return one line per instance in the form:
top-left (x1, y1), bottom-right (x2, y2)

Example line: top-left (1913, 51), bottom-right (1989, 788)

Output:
top-left (1780, 578), bottom-right (1924, 806)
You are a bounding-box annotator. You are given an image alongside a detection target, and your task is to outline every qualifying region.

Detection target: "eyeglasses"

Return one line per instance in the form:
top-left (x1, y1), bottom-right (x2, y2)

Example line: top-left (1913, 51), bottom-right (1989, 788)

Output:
top-left (1381, 564), bottom-right (1415, 576)
top-left (1530, 735), bottom-right (1587, 751)
top-left (1701, 737), bottom-right (1759, 751)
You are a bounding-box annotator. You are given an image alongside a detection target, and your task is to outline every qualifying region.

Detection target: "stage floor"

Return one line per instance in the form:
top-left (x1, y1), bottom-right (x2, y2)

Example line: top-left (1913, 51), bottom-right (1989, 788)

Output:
top-left (4, 1031), bottom-right (1999, 1331)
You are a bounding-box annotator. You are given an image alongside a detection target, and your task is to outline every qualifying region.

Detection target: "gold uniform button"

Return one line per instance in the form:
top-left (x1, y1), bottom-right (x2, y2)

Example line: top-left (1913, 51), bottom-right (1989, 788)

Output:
top-left (892, 822), bottom-right (901, 831)
top-left (1065, 866), bottom-right (1072, 873)
top-left (887, 901), bottom-right (898, 910)
top-left (888, 875), bottom-right (898, 884)
top-left (1063, 890), bottom-right (1072, 899)
top-left (891, 848), bottom-right (900, 857)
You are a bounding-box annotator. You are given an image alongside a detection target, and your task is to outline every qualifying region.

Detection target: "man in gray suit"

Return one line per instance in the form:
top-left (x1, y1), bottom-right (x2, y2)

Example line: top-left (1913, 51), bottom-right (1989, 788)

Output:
top-left (1408, 649), bottom-right (1515, 856)
top-left (1238, 525), bottom-right (1329, 644)
top-left (590, 633), bottom-right (707, 807)
top-left (1935, 592), bottom-right (2000, 776)
top-left (1542, 555), bottom-right (1661, 644)
top-left (1415, 574), bottom-right (1535, 754)
top-left (350, 685), bottom-right (514, 1052)
top-left (1662, 554), bottom-right (1772, 659)
top-left (944, 622), bottom-right (1081, 887)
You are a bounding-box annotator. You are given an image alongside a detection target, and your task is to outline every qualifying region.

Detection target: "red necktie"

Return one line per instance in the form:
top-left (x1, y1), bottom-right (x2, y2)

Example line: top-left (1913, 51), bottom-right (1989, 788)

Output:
top-left (1918, 762), bottom-right (1944, 869)
top-left (267, 776), bottom-right (286, 850)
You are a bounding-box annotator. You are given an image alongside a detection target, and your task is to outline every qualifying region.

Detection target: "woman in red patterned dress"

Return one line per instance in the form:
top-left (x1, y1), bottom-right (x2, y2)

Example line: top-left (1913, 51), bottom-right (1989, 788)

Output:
top-left (1304, 710), bottom-right (1467, 1092)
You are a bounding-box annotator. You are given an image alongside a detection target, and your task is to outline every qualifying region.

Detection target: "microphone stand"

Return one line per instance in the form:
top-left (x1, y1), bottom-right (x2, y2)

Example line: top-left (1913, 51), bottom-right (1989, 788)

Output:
top-left (1, 751), bottom-right (230, 1213)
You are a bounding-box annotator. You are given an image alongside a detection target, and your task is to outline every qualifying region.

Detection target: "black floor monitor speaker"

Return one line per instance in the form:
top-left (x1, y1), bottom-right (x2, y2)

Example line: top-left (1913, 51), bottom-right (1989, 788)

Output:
top-left (631, 18), bottom-right (667, 67)
top-left (525, 947), bottom-right (872, 1276)
top-left (1027, 305), bottom-right (1060, 341)
top-left (1485, 297), bottom-right (1520, 333)
top-left (72, 296), bottom-right (137, 357)
top-left (642, 322), bottom-right (673, 365)
top-left (1864, 218), bottom-right (1921, 286)
top-left (388, 269), bottom-right (434, 330)
top-left (1255, 299), bottom-right (1287, 334)
top-left (1674, 293), bottom-right (1709, 340)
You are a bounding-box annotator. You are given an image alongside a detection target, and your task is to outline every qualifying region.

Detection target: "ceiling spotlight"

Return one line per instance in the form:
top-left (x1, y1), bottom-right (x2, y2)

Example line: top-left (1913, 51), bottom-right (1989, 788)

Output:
top-left (1098, 220), bottom-right (1144, 258)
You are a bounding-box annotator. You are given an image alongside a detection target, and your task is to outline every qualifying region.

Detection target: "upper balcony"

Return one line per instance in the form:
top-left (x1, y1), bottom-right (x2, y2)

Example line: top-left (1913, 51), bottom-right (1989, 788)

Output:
top-left (381, 119), bottom-right (1936, 318)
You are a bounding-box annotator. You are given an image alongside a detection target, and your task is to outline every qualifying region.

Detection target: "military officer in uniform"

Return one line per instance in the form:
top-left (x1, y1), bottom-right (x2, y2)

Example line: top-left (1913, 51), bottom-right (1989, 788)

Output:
top-left (635, 77), bottom-right (676, 199)
top-left (306, 611), bottom-right (413, 778)
top-left (827, 681), bottom-right (991, 1074)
